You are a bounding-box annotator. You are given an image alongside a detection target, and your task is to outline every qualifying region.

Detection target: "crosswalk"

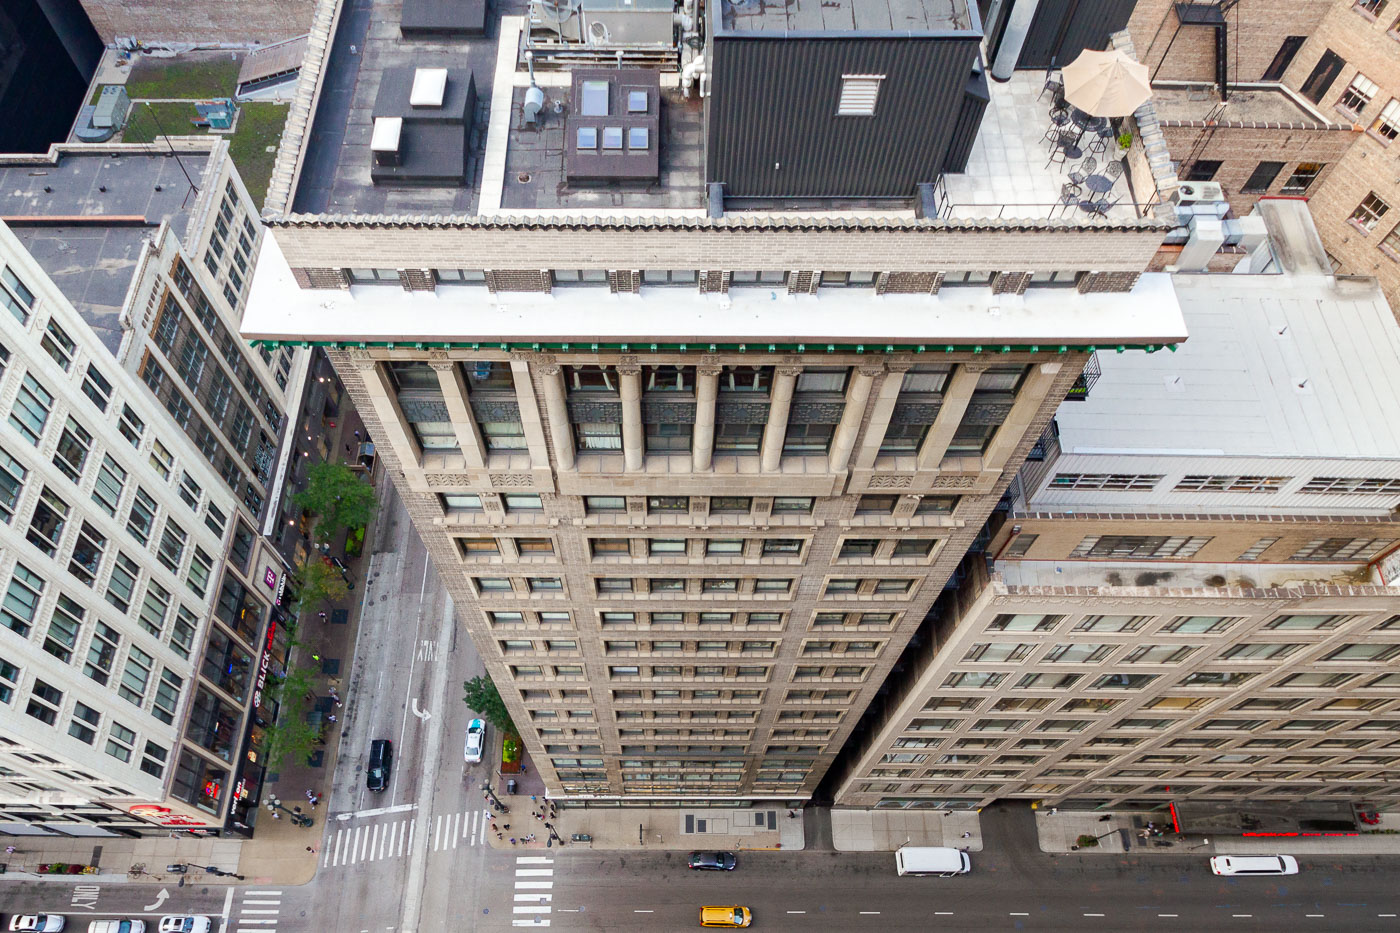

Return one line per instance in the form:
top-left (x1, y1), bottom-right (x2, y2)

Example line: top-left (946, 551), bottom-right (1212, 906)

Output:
top-left (322, 807), bottom-right (489, 868)
top-left (233, 889), bottom-right (282, 933)
top-left (513, 855), bottom-right (554, 927)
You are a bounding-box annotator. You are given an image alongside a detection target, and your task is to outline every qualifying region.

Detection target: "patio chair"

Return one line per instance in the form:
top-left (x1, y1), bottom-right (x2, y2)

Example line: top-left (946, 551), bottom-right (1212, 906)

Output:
top-left (1055, 182), bottom-right (1082, 219)
top-left (1040, 109), bottom-right (1072, 146)
top-left (1103, 160), bottom-right (1124, 181)
top-left (1068, 156), bottom-right (1097, 189)
top-left (1045, 132), bottom-right (1081, 170)
top-left (1039, 59), bottom-right (1063, 102)
top-left (1087, 195), bottom-right (1123, 218)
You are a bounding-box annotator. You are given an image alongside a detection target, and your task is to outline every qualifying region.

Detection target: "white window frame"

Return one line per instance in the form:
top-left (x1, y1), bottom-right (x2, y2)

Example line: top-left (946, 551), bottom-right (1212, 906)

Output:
top-left (837, 75), bottom-right (885, 116)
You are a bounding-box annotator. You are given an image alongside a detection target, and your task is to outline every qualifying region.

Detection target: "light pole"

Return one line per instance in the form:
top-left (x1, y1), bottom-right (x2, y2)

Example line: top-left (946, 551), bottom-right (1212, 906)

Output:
top-left (1189, 837), bottom-right (1211, 850)
top-left (482, 781), bottom-right (507, 812)
top-left (545, 822), bottom-right (563, 847)
top-left (266, 795), bottom-right (314, 827)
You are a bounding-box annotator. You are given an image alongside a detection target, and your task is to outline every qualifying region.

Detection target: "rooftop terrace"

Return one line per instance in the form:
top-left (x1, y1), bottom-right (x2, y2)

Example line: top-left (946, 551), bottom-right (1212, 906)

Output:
top-left (997, 558), bottom-right (1380, 592)
top-left (720, 0), bottom-right (974, 33)
top-left (0, 146), bottom-right (213, 354)
top-left (276, 0), bottom-right (1159, 225)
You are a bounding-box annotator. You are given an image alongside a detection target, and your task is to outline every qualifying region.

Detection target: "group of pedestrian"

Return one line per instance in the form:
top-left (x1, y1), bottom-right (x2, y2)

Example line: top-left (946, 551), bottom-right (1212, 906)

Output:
top-left (306, 789), bottom-right (322, 807)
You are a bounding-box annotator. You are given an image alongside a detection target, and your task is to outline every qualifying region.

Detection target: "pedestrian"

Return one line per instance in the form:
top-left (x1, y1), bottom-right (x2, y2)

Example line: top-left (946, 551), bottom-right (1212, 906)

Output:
top-left (318, 611), bottom-right (327, 622)
top-left (345, 444), bottom-right (352, 453)
top-left (306, 846), bottom-right (316, 853)
top-left (328, 714), bottom-right (338, 723)
top-left (307, 789), bottom-right (316, 800)
top-left (510, 838), bottom-right (517, 845)
top-left (311, 653), bottom-right (322, 662)
top-left (961, 831), bottom-right (971, 839)
top-left (531, 795), bottom-right (538, 804)
top-left (520, 763), bottom-right (528, 774)
top-left (271, 811), bottom-right (282, 820)
top-left (491, 822), bottom-right (498, 832)
top-left (4, 845), bottom-right (15, 855)
top-left (496, 832), bottom-right (503, 840)
top-left (334, 699), bottom-right (342, 708)
top-left (503, 824), bottom-right (510, 830)
top-left (354, 429), bottom-right (361, 440)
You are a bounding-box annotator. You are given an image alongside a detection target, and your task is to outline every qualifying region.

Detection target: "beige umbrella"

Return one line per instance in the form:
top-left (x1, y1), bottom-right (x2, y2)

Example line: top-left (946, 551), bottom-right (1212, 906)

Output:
top-left (1061, 48), bottom-right (1151, 117)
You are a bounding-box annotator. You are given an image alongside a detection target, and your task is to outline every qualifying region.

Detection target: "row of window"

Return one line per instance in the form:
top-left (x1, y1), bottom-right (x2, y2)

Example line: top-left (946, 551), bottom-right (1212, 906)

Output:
top-left (352, 268), bottom-right (1083, 291)
top-left (1061, 534), bottom-right (1396, 562)
top-left (395, 359), bottom-right (1024, 463)
top-left (1049, 472), bottom-right (1400, 495)
top-left (487, 609), bottom-right (897, 628)
top-left (472, 575), bottom-right (917, 597)
top-left (443, 492), bottom-right (959, 518)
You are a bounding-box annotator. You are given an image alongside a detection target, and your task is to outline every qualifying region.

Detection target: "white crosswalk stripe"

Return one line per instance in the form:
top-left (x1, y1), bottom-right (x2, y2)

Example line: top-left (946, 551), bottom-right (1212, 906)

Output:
top-left (321, 808), bottom-right (489, 868)
top-left (236, 889), bottom-right (282, 933)
top-left (513, 855), bottom-right (554, 927)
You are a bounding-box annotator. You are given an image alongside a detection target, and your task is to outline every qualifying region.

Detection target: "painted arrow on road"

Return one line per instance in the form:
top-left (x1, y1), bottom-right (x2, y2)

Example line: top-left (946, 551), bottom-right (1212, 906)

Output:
top-left (411, 697), bottom-right (432, 722)
top-left (143, 888), bottom-right (170, 911)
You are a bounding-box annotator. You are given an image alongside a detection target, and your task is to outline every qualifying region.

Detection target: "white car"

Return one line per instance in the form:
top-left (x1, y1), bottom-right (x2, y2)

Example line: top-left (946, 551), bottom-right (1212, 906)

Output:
top-left (9, 917), bottom-right (66, 932)
top-left (1209, 855), bottom-right (1299, 876)
top-left (159, 919), bottom-right (212, 933)
top-left (85, 923), bottom-right (144, 933)
top-left (465, 718), bottom-right (486, 764)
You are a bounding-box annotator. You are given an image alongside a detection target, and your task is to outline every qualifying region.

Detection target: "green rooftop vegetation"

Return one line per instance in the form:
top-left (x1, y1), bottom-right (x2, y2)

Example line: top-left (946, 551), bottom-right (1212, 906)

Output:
top-left (123, 53), bottom-right (242, 100)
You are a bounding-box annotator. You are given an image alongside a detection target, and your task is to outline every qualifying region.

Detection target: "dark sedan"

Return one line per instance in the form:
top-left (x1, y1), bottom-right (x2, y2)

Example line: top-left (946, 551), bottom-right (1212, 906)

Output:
top-left (688, 851), bottom-right (738, 871)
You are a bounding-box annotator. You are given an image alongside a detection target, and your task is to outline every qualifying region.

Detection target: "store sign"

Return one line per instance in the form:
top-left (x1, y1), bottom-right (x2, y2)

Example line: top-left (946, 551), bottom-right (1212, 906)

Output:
top-left (264, 567), bottom-right (277, 589)
top-left (251, 619), bottom-right (280, 709)
top-left (127, 804), bottom-right (215, 828)
top-left (274, 572), bottom-right (288, 606)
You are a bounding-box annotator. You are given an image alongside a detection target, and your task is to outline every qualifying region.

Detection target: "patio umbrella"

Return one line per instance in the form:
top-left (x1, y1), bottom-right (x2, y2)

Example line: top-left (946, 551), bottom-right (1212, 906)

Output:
top-left (1061, 48), bottom-right (1151, 117)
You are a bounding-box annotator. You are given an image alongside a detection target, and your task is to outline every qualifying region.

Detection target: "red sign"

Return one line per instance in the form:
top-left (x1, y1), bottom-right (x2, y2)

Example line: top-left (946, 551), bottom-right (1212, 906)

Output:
top-left (128, 804), bottom-right (215, 828)
top-left (251, 618), bottom-right (280, 709)
top-left (264, 567), bottom-right (277, 589)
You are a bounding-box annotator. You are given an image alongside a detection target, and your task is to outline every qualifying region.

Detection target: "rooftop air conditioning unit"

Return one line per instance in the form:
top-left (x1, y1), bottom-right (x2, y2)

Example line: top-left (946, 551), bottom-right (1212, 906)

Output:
top-left (1173, 181), bottom-right (1225, 204)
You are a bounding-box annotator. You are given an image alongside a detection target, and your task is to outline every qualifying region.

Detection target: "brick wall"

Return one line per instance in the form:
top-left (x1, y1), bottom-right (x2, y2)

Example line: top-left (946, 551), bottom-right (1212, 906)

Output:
top-left (1159, 121), bottom-right (1358, 214)
top-left (78, 0), bottom-right (315, 43)
top-left (1280, 0), bottom-right (1400, 313)
top-left (1129, 0), bottom-right (1329, 84)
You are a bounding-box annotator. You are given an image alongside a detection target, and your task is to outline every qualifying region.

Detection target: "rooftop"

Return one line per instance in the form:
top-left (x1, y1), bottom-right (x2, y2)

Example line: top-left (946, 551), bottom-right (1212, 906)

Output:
top-left (1150, 83), bottom-right (1341, 126)
top-left (995, 558), bottom-right (1380, 591)
top-left (278, 1), bottom-right (1154, 225)
top-left (1051, 264), bottom-right (1400, 460)
top-left (0, 146), bottom-right (214, 354)
top-left (243, 232), bottom-right (1187, 346)
top-left (719, 0), bottom-right (974, 33)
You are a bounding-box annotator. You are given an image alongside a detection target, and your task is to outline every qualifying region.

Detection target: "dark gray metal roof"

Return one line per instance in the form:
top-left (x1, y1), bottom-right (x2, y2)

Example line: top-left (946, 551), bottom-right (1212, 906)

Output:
top-left (722, 0), bottom-right (974, 34)
top-left (0, 148), bottom-right (211, 355)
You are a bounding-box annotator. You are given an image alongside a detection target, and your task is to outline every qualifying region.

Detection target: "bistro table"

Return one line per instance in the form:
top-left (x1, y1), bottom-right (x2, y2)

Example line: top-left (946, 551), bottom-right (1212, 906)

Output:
top-left (1052, 131), bottom-right (1083, 165)
top-left (1084, 173), bottom-right (1115, 195)
top-left (1069, 107), bottom-right (1108, 143)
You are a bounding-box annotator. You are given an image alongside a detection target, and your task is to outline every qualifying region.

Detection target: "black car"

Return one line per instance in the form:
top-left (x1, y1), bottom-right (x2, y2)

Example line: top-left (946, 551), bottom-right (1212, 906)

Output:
top-left (367, 739), bottom-right (393, 792)
top-left (688, 850), bottom-right (737, 871)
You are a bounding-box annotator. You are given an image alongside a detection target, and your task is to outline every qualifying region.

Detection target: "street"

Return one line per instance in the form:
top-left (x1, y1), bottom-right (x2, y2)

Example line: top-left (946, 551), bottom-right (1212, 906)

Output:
top-left (6, 488), bottom-right (1400, 932)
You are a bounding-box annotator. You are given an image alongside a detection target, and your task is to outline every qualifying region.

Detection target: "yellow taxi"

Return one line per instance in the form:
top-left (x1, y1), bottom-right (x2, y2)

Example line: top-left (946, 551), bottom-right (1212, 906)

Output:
top-left (699, 906), bottom-right (752, 928)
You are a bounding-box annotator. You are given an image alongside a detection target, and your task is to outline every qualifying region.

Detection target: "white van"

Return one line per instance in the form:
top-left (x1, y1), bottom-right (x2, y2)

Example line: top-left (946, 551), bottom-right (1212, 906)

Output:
top-left (86, 922), bottom-right (146, 933)
top-left (894, 846), bottom-right (971, 876)
top-left (1209, 855), bottom-right (1299, 876)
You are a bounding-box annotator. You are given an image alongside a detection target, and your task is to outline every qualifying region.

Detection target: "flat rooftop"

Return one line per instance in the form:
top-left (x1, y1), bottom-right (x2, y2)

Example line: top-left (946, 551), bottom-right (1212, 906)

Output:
top-left (720, 0), bottom-right (974, 33)
top-left (1052, 269), bottom-right (1400, 460)
top-left (0, 147), bottom-right (212, 354)
top-left (1150, 84), bottom-right (1339, 125)
top-left (243, 233), bottom-right (1188, 346)
top-left (997, 558), bottom-right (1379, 591)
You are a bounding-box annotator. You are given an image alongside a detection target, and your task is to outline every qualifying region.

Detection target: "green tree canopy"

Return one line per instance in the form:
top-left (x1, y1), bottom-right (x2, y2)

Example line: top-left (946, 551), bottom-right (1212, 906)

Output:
top-left (292, 557), bottom-right (349, 616)
top-left (293, 462), bottom-right (377, 542)
top-left (261, 716), bottom-right (323, 771)
top-left (463, 674), bottom-right (516, 735)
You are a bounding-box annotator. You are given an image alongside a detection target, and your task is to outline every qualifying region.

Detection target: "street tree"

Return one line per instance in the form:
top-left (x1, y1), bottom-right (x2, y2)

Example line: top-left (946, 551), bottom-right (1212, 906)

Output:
top-left (463, 674), bottom-right (516, 735)
top-left (261, 716), bottom-right (323, 770)
top-left (292, 557), bottom-right (349, 617)
top-left (293, 462), bottom-right (377, 543)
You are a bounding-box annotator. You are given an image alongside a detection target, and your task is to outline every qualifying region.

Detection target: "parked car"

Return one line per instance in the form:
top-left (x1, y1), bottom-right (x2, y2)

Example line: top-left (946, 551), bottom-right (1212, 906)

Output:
top-left (158, 918), bottom-right (212, 933)
top-left (1209, 855), bottom-right (1299, 876)
top-left (699, 906), bottom-right (751, 928)
top-left (687, 851), bottom-right (737, 871)
top-left (465, 718), bottom-right (486, 764)
top-left (86, 923), bottom-right (144, 933)
top-left (367, 738), bottom-right (393, 792)
top-left (9, 917), bottom-right (66, 932)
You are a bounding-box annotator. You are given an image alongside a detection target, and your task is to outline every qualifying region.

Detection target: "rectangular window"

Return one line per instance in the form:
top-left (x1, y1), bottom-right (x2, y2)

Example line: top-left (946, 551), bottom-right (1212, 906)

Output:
top-left (68, 521), bottom-right (107, 586)
top-left (169, 605), bottom-right (197, 659)
top-left (90, 455), bottom-right (127, 517)
top-left (119, 646), bottom-right (153, 706)
top-left (647, 496), bottom-right (689, 513)
top-left (458, 537), bottom-right (500, 557)
top-left (0, 445), bottom-right (26, 523)
top-left (152, 668), bottom-right (183, 724)
top-left (26, 679), bottom-right (62, 725)
top-left (10, 373), bottom-right (54, 445)
top-left (41, 319), bottom-right (77, 371)
top-left (1070, 535), bottom-right (1210, 559)
top-left (178, 472), bottom-right (202, 510)
top-left (1300, 49), bottom-right (1346, 103)
top-left (141, 740), bottom-right (169, 778)
top-left (1351, 192), bottom-right (1390, 232)
top-left (106, 721), bottom-right (136, 762)
top-left (27, 487), bottom-right (69, 556)
top-left (772, 497), bottom-right (814, 514)
top-left (204, 502), bottom-right (227, 538)
top-left (44, 593), bottom-right (84, 662)
top-left (105, 552), bottom-right (139, 613)
top-left (565, 364), bottom-right (618, 392)
top-left (68, 701), bottom-right (101, 744)
top-left (0, 266), bottom-right (35, 324)
top-left (127, 487), bottom-right (157, 545)
top-left (118, 405), bottom-right (144, 448)
top-left (186, 546), bottom-right (213, 596)
top-left (442, 493), bottom-right (484, 512)
top-left (837, 75), bottom-right (884, 116)
top-left (52, 417), bottom-right (92, 483)
top-left (139, 581), bottom-right (170, 637)
top-left (81, 364), bottom-right (113, 412)
top-left (1290, 537), bottom-right (1395, 561)
top-left (1281, 162), bottom-right (1323, 195)
top-left (148, 439), bottom-right (173, 480)
top-left (1373, 99), bottom-right (1400, 143)
top-left (157, 520), bottom-right (187, 572)
top-left (1185, 160), bottom-right (1222, 181)
top-left (1337, 72), bottom-right (1379, 113)
top-left (503, 493), bottom-right (543, 512)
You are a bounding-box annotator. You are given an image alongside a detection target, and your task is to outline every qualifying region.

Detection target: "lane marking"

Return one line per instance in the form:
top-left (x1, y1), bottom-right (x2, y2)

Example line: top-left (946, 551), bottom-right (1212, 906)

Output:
top-left (1306, 914), bottom-right (1325, 918)
top-left (514, 906), bottom-right (551, 914)
top-left (1233, 915), bottom-right (1253, 919)
top-left (634, 910), bottom-right (654, 913)
top-left (241, 899), bottom-right (282, 905)
top-left (371, 823), bottom-right (382, 861)
top-left (1010, 912), bottom-right (1030, 916)
top-left (434, 813), bottom-right (442, 851)
top-left (1085, 913), bottom-right (1105, 917)
top-left (241, 909), bottom-right (281, 915)
top-left (335, 803), bottom-right (417, 821)
top-left (1380, 914), bottom-right (1397, 918)
top-left (221, 887), bottom-right (234, 923)
top-left (516, 869), bottom-right (555, 876)
top-left (518, 857), bottom-right (553, 863)
top-left (786, 910), bottom-right (806, 914)
top-left (934, 912), bottom-right (954, 916)
top-left (859, 911), bottom-right (880, 915)
top-left (516, 894), bottom-right (553, 902)
top-left (1158, 915), bottom-right (1178, 919)
top-left (515, 881), bottom-right (553, 890)
top-left (510, 921), bottom-right (550, 928)
top-left (243, 890), bottom-right (283, 895)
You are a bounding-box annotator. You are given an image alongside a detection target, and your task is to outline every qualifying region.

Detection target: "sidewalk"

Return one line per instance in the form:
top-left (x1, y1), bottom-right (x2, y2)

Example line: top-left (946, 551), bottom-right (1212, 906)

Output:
top-left (1036, 807), bottom-right (1400, 856)
top-left (830, 808), bottom-right (982, 852)
top-left (0, 836), bottom-right (243, 884)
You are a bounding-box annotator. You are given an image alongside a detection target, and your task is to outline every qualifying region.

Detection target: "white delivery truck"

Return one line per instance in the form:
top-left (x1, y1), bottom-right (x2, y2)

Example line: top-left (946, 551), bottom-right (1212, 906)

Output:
top-left (894, 846), bottom-right (971, 877)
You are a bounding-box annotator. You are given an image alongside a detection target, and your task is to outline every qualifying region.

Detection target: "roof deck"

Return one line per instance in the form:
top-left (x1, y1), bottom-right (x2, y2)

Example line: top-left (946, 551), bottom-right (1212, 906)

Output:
top-left (996, 558), bottom-right (1381, 592)
top-left (720, 0), bottom-right (974, 34)
top-left (0, 145), bottom-right (214, 354)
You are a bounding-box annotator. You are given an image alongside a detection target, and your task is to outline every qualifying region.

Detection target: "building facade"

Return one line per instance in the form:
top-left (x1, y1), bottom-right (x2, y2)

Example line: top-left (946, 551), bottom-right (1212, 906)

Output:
top-left (0, 141), bottom-right (304, 837)
top-left (838, 206), bottom-right (1400, 813)
top-left (248, 0), bottom-right (1186, 805)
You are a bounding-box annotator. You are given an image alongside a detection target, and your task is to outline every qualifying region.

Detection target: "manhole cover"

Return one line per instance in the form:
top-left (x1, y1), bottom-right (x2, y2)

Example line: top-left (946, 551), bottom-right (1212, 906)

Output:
top-left (517, 172), bottom-right (531, 183)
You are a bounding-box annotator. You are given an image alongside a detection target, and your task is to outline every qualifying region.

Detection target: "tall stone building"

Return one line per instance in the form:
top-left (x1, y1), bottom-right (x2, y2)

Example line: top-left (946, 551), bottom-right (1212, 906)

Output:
top-left (0, 140), bottom-right (309, 837)
top-left (838, 201), bottom-right (1400, 816)
top-left (77, 0), bottom-right (316, 45)
top-left (246, 0), bottom-right (1185, 805)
